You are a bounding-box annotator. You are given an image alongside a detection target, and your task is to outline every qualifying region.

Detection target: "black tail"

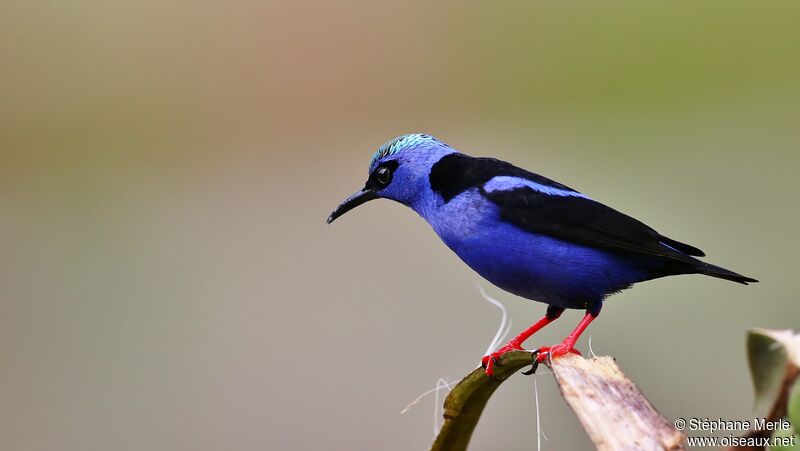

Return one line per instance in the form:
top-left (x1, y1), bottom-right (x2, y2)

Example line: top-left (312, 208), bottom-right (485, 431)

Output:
top-left (693, 262), bottom-right (758, 285)
top-left (658, 234), bottom-right (706, 257)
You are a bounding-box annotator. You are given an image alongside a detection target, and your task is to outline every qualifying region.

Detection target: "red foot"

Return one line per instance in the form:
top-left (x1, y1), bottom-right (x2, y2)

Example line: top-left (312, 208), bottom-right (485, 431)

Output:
top-left (481, 342), bottom-right (523, 377)
top-left (534, 342), bottom-right (581, 364)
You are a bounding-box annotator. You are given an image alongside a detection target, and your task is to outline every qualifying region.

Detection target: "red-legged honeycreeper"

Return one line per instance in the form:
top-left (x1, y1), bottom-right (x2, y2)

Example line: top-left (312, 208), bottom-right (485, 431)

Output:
top-left (327, 134), bottom-right (757, 376)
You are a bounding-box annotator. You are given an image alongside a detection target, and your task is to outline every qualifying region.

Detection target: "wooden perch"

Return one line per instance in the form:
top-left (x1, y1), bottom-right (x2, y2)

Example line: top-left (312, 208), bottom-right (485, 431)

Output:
top-left (431, 351), bottom-right (685, 451)
top-left (552, 354), bottom-right (685, 450)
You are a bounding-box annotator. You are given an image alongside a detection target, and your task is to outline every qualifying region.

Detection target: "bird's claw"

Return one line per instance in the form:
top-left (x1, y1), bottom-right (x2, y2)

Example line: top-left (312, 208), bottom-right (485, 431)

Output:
top-left (521, 344), bottom-right (581, 375)
top-left (521, 350), bottom-right (541, 375)
top-left (481, 354), bottom-right (504, 377)
top-left (548, 342), bottom-right (581, 359)
top-left (480, 356), bottom-right (502, 369)
top-left (481, 343), bottom-right (522, 377)
top-left (482, 341), bottom-right (580, 377)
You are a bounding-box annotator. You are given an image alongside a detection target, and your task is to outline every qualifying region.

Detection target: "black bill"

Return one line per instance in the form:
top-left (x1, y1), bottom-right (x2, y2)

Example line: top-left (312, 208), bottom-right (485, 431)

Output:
top-left (326, 188), bottom-right (378, 224)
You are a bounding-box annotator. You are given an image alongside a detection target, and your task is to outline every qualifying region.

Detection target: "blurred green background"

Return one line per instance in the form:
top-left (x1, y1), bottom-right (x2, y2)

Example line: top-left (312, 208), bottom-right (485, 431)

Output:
top-left (2, 1), bottom-right (799, 450)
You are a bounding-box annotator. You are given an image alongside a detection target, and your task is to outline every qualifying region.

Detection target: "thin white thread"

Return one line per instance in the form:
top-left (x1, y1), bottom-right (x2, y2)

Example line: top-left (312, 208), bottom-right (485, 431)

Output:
top-left (533, 375), bottom-right (549, 450)
top-left (588, 335), bottom-right (597, 358)
top-left (499, 317), bottom-right (513, 351)
top-left (401, 285), bottom-right (516, 439)
top-left (400, 379), bottom-right (457, 415)
top-left (476, 283), bottom-right (511, 354)
top-left (534, 375), bottom-right (542, 451)
top-left (433, 378), bottom-right (454, 435)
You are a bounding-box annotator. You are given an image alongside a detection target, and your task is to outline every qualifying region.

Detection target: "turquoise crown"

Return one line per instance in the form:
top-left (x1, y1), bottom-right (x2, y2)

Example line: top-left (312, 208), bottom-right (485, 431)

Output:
top-left (369, 134), bottom-right (440, 172)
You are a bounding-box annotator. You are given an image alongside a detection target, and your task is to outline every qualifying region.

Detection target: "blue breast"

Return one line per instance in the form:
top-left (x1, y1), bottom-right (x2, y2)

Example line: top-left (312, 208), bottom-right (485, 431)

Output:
top-left (426, 190), bottom-right (658, 309)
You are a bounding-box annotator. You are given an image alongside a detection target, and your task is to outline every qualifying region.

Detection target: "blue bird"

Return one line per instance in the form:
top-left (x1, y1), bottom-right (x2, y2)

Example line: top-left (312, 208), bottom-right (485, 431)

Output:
top-left (327, 134), bottom-right (757, 376)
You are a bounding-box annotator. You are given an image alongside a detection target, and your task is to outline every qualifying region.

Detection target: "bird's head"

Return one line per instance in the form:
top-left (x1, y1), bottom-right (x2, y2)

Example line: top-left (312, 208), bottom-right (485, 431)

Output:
top-left (327, 134), bottom-right (455, 224)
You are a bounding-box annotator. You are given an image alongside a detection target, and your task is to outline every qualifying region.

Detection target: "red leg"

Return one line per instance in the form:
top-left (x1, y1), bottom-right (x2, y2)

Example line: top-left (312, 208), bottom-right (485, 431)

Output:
top-left (535, 308), bottom-right (599, 365)
top-left (482, 306), bottom-right (564, 376)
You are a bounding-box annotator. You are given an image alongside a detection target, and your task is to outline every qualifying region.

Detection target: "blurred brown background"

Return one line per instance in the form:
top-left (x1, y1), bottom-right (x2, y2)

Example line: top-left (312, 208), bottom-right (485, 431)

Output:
top-left (2, 1), bottom-right (799, 450)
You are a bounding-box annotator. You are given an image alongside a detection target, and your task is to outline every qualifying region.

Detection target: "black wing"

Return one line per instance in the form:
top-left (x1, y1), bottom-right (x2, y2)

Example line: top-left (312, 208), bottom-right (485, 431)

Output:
top-left (428, 152), bottom-right (704, 261)
top-left (428, 153), bottom-right (758, 283)
top-left (484, 186), bottom-right (705, 262)
top-left (429, 153), bottom-right (578, 202)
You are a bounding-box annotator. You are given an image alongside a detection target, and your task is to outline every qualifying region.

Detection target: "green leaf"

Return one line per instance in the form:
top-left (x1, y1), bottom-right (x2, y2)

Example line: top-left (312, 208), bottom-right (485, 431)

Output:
top-left (430, 350), bottom-right (534, 451)
top-left (747, 329), bottom-right (800, 417)
top-left (770, 426), bottom-right (799, 451)
top-left (788, 379), bottom-right (800, 438)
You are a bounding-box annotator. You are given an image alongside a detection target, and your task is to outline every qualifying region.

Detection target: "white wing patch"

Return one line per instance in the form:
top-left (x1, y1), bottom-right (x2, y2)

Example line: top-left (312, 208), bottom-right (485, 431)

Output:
top-left (483, 176), bottom-right (589, 199)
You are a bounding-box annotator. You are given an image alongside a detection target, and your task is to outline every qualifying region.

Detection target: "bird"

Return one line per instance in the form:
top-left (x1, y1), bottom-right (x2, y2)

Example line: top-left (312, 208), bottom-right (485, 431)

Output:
top-left (327, 134), bottom-right (757, 376)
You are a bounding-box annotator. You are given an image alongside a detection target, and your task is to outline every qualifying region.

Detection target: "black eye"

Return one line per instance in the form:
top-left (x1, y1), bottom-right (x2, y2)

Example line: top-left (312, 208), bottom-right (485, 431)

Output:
top-left (376, 166), bottom-right (392, 185)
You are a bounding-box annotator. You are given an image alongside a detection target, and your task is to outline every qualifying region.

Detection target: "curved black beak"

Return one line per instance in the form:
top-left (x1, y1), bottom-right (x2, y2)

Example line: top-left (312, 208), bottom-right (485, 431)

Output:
top-left (326, 188), bottom-right (378, 224)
